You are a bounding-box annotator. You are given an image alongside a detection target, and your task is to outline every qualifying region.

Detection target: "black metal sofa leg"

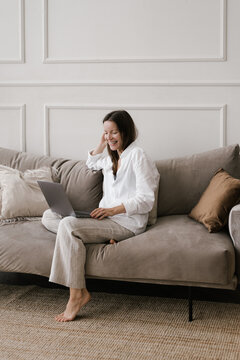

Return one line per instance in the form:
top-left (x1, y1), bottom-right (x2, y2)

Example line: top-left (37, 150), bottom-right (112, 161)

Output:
top-left (188, 286), bottom-right (193, 321)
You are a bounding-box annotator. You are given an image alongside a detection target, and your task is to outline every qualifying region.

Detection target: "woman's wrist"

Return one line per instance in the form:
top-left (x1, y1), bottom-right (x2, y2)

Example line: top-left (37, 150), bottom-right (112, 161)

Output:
top-left (112, 204), bottom-right (126, 216)
top-left (92, 143), bottom-right (106, 155)
top-left (90, 204), bottom-right (126, 220)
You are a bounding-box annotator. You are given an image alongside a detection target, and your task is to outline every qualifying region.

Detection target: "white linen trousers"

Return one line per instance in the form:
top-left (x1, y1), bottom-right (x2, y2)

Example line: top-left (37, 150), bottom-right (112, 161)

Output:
top-left (42, 209), bottom-right (134, 289)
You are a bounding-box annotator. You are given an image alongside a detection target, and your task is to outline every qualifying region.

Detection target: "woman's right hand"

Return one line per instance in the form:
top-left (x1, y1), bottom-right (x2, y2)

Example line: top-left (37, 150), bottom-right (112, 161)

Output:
top-left (91, 133), bottom-right (107, 155)
top-left (100, 132), bottom-right (107, 147)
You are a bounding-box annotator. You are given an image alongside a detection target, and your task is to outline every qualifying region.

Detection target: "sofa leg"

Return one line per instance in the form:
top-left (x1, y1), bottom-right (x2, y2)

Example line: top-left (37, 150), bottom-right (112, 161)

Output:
top-left (188, 286), bottom-right (193, 322)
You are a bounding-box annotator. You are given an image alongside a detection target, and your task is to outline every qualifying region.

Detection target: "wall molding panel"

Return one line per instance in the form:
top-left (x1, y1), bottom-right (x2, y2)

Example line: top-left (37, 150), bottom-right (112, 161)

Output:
top-left (0, 0), bottom-right (25, 64)
top-left (44, 104), bottom-right (227, 156)
top-left (43, 0), bottom-right (227, 64)
top-left (0, 81), bottom-right (240, 87)
top-left (1, 0), bottom-right (240, 157)
top-left (0, 104), bottom-right (26, 151)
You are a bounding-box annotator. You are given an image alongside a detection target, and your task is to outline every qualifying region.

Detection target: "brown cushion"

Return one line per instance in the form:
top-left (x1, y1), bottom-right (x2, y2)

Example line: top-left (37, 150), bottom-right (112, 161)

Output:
top-left (189, 168), bottom-right (240, 232)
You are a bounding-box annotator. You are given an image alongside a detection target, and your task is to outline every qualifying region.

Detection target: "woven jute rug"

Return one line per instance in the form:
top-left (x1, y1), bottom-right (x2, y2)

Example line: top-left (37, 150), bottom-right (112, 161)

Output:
top-left (0, 284), bottom-right (240, 360)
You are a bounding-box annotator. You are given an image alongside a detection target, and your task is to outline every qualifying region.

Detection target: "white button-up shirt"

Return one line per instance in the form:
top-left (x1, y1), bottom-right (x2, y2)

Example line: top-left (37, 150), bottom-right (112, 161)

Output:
top-left (86, 142), bottom-right (160, 235)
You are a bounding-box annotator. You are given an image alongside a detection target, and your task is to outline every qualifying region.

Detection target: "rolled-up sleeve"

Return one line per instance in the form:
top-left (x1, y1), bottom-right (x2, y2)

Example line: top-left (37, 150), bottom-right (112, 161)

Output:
top-left (86, 150), bottom-right (106, 171)
top-left (123, 152), bottom-right (160, 216)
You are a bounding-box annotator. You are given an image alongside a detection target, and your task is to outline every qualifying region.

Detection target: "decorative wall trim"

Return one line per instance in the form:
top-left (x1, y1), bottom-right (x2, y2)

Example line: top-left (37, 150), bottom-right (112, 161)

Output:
top-left (0, 104), bottom-right (26, 151)
top-left (44, 104), bottom-right (227, 156)
top-left (0, 0), bottom-right (25, 64)
top-left (43, 0), bottom-right (227, 63)
top-left (0, 81), bottom-right (240, 87)
top-left (220, 104), bottom-right (227, 147)
top-left (221, 0), bottom-right (227, 61)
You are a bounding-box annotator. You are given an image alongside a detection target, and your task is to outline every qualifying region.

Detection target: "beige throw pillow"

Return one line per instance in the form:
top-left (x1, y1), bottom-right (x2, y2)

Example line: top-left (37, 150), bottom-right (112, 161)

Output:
top-left (0, 165), bottom-right (53, 219)
top-left (189, 168), bottom-right (240, 233)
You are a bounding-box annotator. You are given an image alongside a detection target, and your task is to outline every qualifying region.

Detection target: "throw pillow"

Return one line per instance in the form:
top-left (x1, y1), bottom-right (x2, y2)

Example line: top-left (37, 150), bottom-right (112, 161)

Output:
top-left (0, 165), bottom-right (53, 219)
top-left (188, 168), bottom-right (240, 232)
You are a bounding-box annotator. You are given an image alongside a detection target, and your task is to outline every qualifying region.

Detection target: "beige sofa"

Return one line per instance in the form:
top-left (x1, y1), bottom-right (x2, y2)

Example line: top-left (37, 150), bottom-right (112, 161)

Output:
top-left (0, 144), bottom-right (240, 321)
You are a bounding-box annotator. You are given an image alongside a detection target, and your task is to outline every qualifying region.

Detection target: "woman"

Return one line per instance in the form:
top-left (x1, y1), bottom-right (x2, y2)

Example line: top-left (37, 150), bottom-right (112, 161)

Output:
top-left (42, 110), bottom-right (159, 322)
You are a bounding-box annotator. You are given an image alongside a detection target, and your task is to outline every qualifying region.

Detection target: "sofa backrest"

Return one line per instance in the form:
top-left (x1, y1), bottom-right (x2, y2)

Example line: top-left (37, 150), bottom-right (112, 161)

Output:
top-left (1, 145), bottom-right (240, 218)
top-left (155, 144), bottom-right (240, 216)
top-left (0, 147), bottom-right (103, 213)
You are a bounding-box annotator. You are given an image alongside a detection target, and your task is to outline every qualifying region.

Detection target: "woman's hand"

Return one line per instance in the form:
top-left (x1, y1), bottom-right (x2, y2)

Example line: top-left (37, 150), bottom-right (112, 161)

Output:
top-left (100, 132), bottom-right (107, 146)
top-left (90, 204), bottom-right (126, 220)
top-left (91, 133), bottom-right (107, 155)
top-left (90, 207), bottom-right (115, 220)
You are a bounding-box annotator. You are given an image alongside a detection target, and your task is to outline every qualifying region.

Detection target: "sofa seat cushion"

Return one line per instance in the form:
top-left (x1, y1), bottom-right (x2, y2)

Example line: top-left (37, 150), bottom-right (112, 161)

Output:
top-left (85, 215), bottom-right (235, 286)
top-left (0, 220), bottom-right (56, 276)
top-left (0, 216), bottom-right (235, 288)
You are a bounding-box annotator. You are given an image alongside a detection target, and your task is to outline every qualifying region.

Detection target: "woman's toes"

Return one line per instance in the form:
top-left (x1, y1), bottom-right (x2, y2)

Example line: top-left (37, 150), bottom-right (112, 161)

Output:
top-left (55, 313), bottom-right (65, 322)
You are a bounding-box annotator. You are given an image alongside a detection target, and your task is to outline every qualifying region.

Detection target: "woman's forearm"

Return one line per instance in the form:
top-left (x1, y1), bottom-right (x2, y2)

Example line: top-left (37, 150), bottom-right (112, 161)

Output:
top-left (91, 143), bottom-right (106, 155)
top-left (112, 204), bottom-right (126, 215)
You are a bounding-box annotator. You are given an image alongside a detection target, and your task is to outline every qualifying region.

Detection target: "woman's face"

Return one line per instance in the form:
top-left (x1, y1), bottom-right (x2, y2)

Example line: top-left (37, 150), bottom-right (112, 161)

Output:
top-left (103, 120), bottom-right (123, 153)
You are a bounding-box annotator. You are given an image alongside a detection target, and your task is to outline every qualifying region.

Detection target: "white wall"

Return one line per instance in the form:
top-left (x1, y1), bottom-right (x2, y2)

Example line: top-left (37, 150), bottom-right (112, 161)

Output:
top-left (0, 0), bottom-right (239, 161)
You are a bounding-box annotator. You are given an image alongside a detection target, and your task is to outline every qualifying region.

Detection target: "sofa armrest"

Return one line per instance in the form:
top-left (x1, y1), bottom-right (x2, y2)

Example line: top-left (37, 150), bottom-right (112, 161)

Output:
top-left (229, 204), bottom-right (240, 281)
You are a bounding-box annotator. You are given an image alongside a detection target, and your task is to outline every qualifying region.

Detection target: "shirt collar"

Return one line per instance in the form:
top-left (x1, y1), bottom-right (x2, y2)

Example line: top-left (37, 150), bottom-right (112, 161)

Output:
top-left (119, 141), bottom-right (136, 159)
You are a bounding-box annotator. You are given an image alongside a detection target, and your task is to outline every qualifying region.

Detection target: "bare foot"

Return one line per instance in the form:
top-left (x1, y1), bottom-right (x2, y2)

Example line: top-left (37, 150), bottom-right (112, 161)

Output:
top-left (109, 239), bottom-right (116, 244)
top-left (55, 288), bottom-right (91, 322)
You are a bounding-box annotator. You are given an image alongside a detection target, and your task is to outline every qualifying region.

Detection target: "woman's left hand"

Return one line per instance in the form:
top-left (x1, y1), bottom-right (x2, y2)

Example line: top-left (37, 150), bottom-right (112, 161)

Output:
top-left (90, 207), bottom-right (115, 220)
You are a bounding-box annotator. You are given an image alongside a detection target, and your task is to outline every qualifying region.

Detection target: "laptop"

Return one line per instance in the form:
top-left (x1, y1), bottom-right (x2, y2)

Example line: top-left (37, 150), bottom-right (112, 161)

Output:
top-left (37, 181), bottom-right (92, 218)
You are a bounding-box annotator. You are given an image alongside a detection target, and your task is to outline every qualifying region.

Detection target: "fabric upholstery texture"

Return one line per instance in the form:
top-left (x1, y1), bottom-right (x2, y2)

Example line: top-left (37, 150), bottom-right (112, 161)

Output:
top-left (0, 147), bottom-right (103, 214)
top-left (0, 145), bottom-right (239, 289)
top-left (189, 168), bottom-right (240, 232)
top-left (0, 220), bottom-right (56, 275)
top-left (156, 144), bottom-right (240, 216)
top-left (56, 160), bottom-right (103, 213)
top-left (0, 146), bottom-right (156, 223)
top-left (85, 215), bottom-right (235, 287)
top-left (0, 216), bottom-right (236, 289)
top-left (147, 182), bottom-right (160, 226)
top-left (0, 165), bottom-right (53, 219)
